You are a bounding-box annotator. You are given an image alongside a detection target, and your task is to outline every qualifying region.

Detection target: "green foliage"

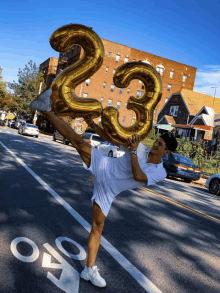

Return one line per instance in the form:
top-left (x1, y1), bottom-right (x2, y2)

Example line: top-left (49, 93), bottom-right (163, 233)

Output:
top-left (7, 60), bottom-right (46, 117)
top-left (0, 67), bottom-right (10, 110)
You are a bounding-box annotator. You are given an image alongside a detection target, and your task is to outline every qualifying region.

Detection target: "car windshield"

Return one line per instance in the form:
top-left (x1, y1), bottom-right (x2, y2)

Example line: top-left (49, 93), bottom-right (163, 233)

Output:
top-left (172, 153), bottom-right (193, 164)
top-left (82, 133), bottom-right (92, 139)
top-left (92, 136), bottom-right (106, 142)
top-left (26, 124), bottom-right (38, 128)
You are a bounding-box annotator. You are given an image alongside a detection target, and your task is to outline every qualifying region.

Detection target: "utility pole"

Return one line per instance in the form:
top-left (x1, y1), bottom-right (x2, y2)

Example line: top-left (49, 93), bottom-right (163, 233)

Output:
top-left (212, 86), bottom-right (218, 108)
top-left (33, 82), bottom-right (42, 125)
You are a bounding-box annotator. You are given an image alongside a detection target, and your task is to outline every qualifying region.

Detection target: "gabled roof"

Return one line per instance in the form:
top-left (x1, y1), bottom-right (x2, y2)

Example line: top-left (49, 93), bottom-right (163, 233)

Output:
top-left (190, 106), bottom-right (215, 127)
top-left (179, 89), bottom-right (220, 115)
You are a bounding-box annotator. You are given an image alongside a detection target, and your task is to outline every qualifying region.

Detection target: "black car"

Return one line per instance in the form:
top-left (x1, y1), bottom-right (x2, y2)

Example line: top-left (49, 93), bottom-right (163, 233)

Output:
top-left (162, 153), bottom-right (201, 183)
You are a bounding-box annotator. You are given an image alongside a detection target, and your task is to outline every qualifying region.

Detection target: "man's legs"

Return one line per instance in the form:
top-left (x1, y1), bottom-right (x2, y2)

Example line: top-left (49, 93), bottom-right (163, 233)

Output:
top-left (87, 201), bottom-right (106, 267)
top-left (43, 111), bottom-right (91, 167)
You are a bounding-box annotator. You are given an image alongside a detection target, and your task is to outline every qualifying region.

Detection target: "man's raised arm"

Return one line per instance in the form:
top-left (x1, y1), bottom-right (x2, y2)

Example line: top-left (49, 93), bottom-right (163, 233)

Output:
top-left (84, 118), bottom-right (120, 147)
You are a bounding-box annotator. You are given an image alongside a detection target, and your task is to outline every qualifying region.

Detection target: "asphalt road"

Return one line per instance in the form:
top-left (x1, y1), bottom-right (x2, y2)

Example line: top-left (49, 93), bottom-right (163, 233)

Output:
top-left (1, 126), bottom-right (220, 293)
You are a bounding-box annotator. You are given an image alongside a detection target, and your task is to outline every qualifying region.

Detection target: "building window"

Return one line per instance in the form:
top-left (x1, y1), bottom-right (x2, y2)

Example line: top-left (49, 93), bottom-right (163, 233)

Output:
top-left (167, 84), bottom-right (172, 91)
top-left (103, 82), bottom-right (106, 88)
top-left (170, 105), bottom-right (179, 117)
top-left (165, 98), bottom-right (169, 103)
top-left (113, 69), bottom-right (116, 74)
top-left (54, 66), bottom-right (57, 71)
top-left (138, 80), bottom-right (142, 84)
top-left (122, 116), bottom-right (126, 122)
top-left (77, 126), bottom-right (82, 132)
top-left (154, 109), bottom-right (157, 118)
top-left (131, 117), bottom-right (135, 125)
top-left (124, 57), bottom-right (129, 63)
top-left (105, 67), bottom-right (109, 73)
top-left (116, 54), bottom-right (120, 62)
top-left (108, 99), bottom-right (113, 106)
top-left (85, 78), bottom-right (90, 86)
top-left (83, 93), bottom-right (88, 98)
top-left (116, 101), bottom-right (121, 109)
top-left (156, 64), bottom-right (165, 76)
top-left (127, 88), bottom-right (130, 93)
top-left (108, 52), bottom-right (111, 58)
top-left (125, 103), bottom-right (127, 108)
top-left (119, 88), bottom-right (123, 94)
top-left (170, 71), bottom-right (174, 79)
top-left (136, 90), bottom-right (144, 97)
top-left (182, 74), bottom-right (187, 82)
top-left (110, 84), bottom-right (115, 92)
top-left (133, 59), bottom-right (136, 62)
top-left (100, 97), bottom-right (104, 104)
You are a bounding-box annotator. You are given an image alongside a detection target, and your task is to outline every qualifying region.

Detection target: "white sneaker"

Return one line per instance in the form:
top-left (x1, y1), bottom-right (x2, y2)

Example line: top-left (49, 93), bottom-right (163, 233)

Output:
top-left (30, 88), bottom-right (52, 112)
top-left (80, 265), bottom-right (106, 288)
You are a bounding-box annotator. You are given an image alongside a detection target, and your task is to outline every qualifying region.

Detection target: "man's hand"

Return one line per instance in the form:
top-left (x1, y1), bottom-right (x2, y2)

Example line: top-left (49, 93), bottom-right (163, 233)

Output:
top-left (128, 134), bottom-right (140, 151)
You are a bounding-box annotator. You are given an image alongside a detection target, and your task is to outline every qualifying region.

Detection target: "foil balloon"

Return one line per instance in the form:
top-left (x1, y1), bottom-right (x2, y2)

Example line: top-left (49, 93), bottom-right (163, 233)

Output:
top-left (102, 61), bottom-right (163, 147)
top-left (49, 24), bottom-right (104, 120)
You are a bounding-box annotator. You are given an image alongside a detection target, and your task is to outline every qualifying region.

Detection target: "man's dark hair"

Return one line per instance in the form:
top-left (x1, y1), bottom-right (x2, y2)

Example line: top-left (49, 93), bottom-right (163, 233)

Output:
top-left (160, 132), bottom-right (177, 152)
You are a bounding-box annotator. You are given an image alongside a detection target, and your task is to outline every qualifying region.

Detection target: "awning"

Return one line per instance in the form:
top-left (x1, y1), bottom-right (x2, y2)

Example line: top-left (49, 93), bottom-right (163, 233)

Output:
top-left (5, 115), bottom-right (16, 120)
top-left (154, 124), bottom-right (173, 131)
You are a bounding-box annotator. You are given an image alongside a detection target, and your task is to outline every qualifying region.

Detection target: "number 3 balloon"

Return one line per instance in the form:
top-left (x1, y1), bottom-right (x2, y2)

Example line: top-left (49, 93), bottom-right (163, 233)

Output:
top-left (49, 24), bottom-right (163, 147)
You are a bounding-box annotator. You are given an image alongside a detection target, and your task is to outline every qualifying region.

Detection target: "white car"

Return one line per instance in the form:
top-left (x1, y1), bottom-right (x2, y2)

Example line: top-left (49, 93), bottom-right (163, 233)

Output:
top-left (18, 123), bottom-right (39, 138)
top-left (81, 132), bottom-right (106, 147)
top-left (97, 141), bottom-right (125, 158)
top-left (205, 175), bottom-right (220, 195)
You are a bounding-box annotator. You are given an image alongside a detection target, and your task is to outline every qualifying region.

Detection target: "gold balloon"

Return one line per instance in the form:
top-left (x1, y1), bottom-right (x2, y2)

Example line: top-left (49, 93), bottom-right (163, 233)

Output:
top-left (49, 24), bottom-right (162, 147)
top-left (102, 62), bottom-right (163, 147)
top-left (49, 24), bottom-right (104, 120)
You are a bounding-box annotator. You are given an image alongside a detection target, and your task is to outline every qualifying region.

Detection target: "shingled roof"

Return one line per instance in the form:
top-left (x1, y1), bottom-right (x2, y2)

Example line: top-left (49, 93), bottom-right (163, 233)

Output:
top-left (178, 89), bottom-right (220, 115)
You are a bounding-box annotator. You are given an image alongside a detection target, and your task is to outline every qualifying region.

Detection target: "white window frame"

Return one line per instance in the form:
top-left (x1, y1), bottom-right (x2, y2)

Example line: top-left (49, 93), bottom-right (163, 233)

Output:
top-left (82, 93), bottom-right (88, 98)
top-left (119, 88), bottom-right (123, 94)
top-left (108, 52), bottom-right (111, 58)
top-left (131, 117), bottom-right (135, 125)
top-left (113, 69), bottom-right (116, 74)
top-left (182, 74), bottom-right (187, 82)
top-left (110, 84), bottom-right (115, 92)
top-left (167, 84), bottom-right (172, 91)
top-left (116, 54), bottom-right (120, 62)
top-left (125, 102), bottom-right (127, 108)
top-left (122, 116), bottom-right (126, 122)
top-left (169, 105), bottom-right (179, 117)
top-left (170, 71), bottom-right (174, 79)
top-left (165, 98), bottom-right (169, 103)
top-left (105, 67), bottom-right (109, 73)
top-left (100, 97), bottom-right (104, 103)
top-left (116, 101), bottom-right (121, 109)
top-left (108, 99), bottom-right (113, 106)
top-left (103, 82), bottom-right (106, 88)
top-left (124, 57), bottom-right (129, 63)
top-left (127, 88), bottom-right (130, 93)
top-left (156, 64), bottom-right (165, 76)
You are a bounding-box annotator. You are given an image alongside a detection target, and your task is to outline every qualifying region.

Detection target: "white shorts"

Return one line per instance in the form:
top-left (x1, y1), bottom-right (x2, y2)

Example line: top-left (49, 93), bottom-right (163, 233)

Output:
top-left (83, 146), bottom-right (117, 217)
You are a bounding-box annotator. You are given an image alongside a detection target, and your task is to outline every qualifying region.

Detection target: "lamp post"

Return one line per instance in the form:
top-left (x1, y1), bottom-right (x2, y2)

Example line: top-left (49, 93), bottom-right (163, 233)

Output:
top-left (33, 82), bottom-right (42, 125)
top-left (212, 86), bottom-right (218, 108)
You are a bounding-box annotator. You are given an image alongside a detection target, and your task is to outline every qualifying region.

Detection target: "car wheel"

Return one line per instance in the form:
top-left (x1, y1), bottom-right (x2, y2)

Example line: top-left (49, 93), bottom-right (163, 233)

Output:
top-left (184, 179), bottom-right (192, 183)
top-left (209, 179), bottom-right (220, 195)
top-left (108, 151), bottom-right (113, 157)
top-left (35, 135), bottom-right (38, 138)
top-left (63, 138), bottom-right (69, 145)
top-left (18, 130), bottom-right (20, 134)
top-left (53, 134), bottom-right (56, 141)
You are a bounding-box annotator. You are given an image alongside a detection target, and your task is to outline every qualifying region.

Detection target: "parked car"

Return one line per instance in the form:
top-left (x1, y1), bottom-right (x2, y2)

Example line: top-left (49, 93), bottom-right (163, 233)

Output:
top-left (97, 141), bottom-right (125, 158)
top-left (205, 175), bottom-right (220, 195)
top-left (81, 133), bottom-right (106, 147)
top-left (14, 119), bottom-right (26, 129)
top-left (53, 130), bottom-right (70, 145)
top-left (162, 153), bottom-right (201, 183)
top-left (10, 121), bottom-right (16, 128)
top-left (0, 119), bottom-right (6, 126)
top-left (18, 123), bottom-right (39, 137)
top-left (7, 120), bottom-right (13, 127)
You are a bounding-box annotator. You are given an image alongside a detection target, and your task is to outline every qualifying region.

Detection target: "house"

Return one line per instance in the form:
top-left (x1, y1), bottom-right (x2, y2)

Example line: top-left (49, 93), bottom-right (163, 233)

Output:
top-left (156, 89), bottom-right (220, 150)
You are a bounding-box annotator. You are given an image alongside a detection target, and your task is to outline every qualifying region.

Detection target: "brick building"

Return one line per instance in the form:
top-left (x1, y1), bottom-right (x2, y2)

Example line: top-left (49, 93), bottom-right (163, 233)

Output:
top-left (42, 38), bottom-right (197, 134)
top-left (39, 57), bottom-right (58, 88)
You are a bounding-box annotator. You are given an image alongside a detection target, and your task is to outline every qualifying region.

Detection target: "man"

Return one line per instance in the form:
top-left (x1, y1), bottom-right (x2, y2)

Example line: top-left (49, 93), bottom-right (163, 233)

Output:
top-left (30, 89), bottom-right (177, 288)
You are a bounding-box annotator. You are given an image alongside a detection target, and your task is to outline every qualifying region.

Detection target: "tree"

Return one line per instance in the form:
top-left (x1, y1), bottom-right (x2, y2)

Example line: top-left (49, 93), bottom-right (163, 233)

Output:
top-left (7, 60), bottom-right (46, 117)
top-left (0, 67), bottom-right (10, 110)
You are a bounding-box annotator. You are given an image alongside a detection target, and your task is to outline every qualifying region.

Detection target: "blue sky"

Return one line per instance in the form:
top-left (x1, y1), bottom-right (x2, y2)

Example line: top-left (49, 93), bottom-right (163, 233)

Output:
top-left (0, 0), bottom-right (219, 98)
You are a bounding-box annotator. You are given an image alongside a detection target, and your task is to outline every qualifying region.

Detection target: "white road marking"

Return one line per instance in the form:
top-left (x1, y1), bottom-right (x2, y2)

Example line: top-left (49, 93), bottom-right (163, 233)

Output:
top-left (0, 140), bottom-right (163, 293)
top-left (11, 237), bottom-right (39, 262)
